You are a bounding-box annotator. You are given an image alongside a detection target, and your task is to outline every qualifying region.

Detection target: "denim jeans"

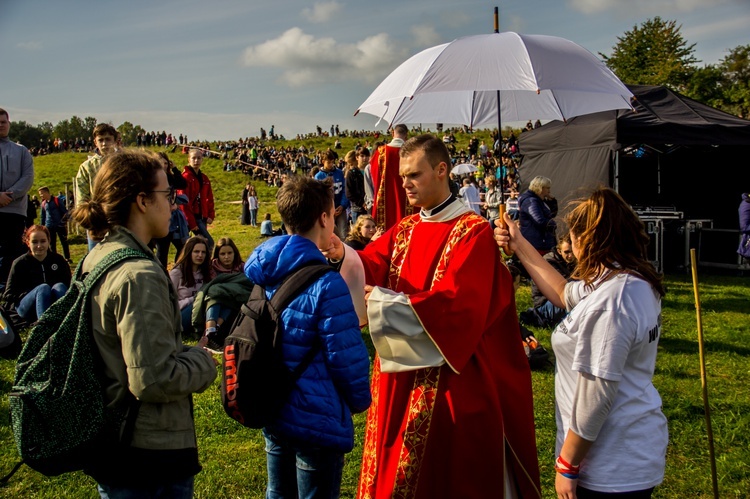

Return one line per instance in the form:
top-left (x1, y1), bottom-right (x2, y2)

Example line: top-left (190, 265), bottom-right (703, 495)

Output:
top-left (263, 430), bottom-right (344, 499)
top-left (534, 300), bottom-right (567, 328)
top-left (17, 282), bottom-right (68, 322)
top-left (194, 218), bottom-right (214, 252)
top-left (206, 304), bottom-right (232, 324)
top-left (97, 476), bottom-right (194, 499)
top-left (250, 209), bottom-right (258, 227)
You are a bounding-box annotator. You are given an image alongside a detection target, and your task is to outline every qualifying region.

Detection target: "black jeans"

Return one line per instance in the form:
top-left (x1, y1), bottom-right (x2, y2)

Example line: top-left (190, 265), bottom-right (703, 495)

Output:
top-left (154, 234), bottom-right (185, 268)
top-left (0, 213), bottom-right (27, 290)
top-left (577, 486), bottom-right (655, 498)
top-left (49, 225), bottom-right (71, 260)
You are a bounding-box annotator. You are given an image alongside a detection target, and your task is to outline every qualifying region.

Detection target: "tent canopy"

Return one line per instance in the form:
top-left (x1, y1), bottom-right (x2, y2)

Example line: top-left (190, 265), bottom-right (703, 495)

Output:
top-left (517, 84), bottom-right (750, 227)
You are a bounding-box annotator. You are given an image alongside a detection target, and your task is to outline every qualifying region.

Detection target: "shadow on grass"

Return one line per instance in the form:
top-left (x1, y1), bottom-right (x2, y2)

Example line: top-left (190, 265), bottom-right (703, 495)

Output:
top-left (659, 336), bottom-right (750, 357)
top-left (698, 296), bottom-right (750, 314)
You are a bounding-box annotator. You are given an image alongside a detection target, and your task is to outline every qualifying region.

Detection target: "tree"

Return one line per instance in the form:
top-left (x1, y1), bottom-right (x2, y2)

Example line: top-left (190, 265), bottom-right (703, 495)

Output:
top-left (38, 121), bottom-right (54, 137)
top-left (8, 120), bottom-right (47, 148)
top-left (601, 17), bottom-right (698, 91)
top-left (68, 116), bottom-right (88, 142)
top-left (117, 121), bottom-right (145, 146)
top-left (83, 116), bottom-right (98, 140)
top-left (718, 45), bottom-right (750, 118)
top-left (683, 65), bottom-right (726, 109)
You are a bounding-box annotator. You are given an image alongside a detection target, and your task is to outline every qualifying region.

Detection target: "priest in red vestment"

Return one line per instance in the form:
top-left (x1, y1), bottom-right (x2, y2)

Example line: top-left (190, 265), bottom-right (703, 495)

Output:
top-left (326, 135), bottom-right (541, 498)
top-left (370, 124), bottom-right (414, 230)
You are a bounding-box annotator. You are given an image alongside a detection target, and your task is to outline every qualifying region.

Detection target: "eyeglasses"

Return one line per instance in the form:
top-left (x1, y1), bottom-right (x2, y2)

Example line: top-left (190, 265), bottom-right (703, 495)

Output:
top-left (144, 186), bottom-right (177, 205)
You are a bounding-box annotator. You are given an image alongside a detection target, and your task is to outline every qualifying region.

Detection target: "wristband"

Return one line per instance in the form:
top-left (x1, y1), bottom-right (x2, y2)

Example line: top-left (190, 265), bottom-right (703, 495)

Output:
top-left (554, 455), bottom-right (580, 479)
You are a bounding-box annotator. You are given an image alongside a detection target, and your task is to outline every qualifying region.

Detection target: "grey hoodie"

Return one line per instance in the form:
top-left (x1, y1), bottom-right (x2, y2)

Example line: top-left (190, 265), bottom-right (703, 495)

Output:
top-left (0, 137), bottom-right (34, 217)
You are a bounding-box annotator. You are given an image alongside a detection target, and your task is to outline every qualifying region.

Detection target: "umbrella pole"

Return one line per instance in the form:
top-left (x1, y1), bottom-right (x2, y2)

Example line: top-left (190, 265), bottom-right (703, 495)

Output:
top-left (495, 87), bottom-right (514, 256)
top-left (690, 248), bottom-right (720, 499)
top-left (491, 8), bottom-right (513, 256)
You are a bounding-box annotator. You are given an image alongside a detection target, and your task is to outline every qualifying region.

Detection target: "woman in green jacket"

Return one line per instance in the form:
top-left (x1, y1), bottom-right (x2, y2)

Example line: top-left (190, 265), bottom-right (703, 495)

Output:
top-left (71, 149), bottom-right (217, 499)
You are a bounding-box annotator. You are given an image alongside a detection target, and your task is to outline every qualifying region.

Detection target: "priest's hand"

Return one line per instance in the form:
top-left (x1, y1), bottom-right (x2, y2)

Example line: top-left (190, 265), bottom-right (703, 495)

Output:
top-left (321, 233), bottom-right (345, 261)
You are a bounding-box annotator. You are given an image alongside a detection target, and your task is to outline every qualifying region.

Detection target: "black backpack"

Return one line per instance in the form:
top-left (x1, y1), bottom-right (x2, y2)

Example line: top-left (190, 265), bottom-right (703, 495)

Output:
top-left (222, 263), bottom-right (332, 429)
top-left (0, 305), bottom-right (23, 360)
top-left (4, 248), bottom-right (147, 482)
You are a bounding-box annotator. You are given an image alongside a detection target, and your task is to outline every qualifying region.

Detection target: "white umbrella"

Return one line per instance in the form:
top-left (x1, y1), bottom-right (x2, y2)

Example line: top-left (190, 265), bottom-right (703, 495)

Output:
top-left (452, 163), bottom-right (478, 175)
top-left (355, 31), bottom-right (634, 129)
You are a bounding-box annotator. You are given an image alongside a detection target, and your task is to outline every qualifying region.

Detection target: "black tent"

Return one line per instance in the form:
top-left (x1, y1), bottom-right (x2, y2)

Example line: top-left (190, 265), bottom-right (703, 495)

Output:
top-left (517, 85), bottom-right (750, 269)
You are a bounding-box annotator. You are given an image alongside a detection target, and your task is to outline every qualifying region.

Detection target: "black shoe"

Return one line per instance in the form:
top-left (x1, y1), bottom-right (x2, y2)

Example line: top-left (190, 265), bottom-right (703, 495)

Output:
top-left (519, 310), bottom-right (536, 326)
top-left (204, 327), bottom-right (227, 354)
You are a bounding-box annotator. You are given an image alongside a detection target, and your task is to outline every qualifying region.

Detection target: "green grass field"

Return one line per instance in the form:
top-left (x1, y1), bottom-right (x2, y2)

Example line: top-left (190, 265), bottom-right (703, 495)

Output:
top-left (1, 139), bottom-right (749, 497)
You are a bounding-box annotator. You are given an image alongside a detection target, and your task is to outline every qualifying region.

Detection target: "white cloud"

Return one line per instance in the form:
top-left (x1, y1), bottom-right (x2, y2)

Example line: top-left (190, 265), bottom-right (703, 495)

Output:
top-left (241, 28), bottom-right (407, 86)
top-left (569, 0), bottom-right (730, 14)
top-left (301, 1), bottom-right (342, 23)
top-left (411, 25), bottom-right (441, 47)
top-left (17, 41), bottom-right (42, 50)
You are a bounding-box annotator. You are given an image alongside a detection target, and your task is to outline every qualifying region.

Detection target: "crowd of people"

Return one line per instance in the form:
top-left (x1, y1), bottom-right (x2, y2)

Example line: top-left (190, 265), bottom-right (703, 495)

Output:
top-left (1, 105), bottom-right (674, 499)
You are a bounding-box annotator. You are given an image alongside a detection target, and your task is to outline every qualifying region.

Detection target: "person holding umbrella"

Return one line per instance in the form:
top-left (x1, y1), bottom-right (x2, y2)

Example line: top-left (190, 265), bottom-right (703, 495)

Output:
top-left (494, 186), bottom-right (668, 498)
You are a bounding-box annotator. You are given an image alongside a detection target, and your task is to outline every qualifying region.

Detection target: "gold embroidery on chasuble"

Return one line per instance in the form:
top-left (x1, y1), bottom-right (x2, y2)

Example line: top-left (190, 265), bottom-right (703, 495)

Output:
top-left (387, 216), bottom-right (418, 290)
top-left (357, 357), bottom-right (382, 499)
top-left (374, 145), bottom-right (388, 228)
top-left (391, 366), bottom-right (440, 498)
top-left (389, 212), bottom-right (486, 497)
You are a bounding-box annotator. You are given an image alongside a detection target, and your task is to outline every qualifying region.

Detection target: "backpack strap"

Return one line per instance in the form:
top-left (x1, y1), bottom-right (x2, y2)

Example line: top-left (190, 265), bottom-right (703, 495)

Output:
top-left (268, 263), bottom-right (333, 378)
top-left (79, 248), bottom-right (152, 290)
top-left (269, 263), bottom-right (332, 313)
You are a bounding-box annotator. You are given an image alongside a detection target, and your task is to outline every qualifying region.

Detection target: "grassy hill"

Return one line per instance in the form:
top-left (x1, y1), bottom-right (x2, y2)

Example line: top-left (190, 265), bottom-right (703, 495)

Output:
top-left (1, 140), bottom-right (749, 498)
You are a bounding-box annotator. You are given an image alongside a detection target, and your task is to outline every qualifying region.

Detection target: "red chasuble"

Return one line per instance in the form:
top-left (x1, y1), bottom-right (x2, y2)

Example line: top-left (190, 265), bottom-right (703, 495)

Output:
top-left (370, 144), bottom-right (414, 231)
top-left (356, 208), bottom-right (541, 499)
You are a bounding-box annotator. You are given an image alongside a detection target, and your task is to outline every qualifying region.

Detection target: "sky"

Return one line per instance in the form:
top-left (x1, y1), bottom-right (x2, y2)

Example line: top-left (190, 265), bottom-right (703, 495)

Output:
top-left (2, 0), bottom-right (749, 142)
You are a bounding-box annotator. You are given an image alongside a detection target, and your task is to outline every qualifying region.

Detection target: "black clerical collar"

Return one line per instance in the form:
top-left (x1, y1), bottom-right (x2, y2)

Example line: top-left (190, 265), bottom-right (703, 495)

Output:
top-left (421, 194), bottom-right (456, 217)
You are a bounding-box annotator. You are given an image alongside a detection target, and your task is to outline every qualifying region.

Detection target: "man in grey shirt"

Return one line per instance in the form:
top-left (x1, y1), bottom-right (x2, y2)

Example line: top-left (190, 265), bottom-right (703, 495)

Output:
top-left (0, 108), bottom-right (35, 291)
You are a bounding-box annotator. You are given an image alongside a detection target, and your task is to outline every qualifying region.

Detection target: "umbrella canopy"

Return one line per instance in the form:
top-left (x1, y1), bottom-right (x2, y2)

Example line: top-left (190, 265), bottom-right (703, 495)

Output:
top-left (355, 32), bottom-right (634, 128)
top-left (452, 163), bottom-right (478, 175)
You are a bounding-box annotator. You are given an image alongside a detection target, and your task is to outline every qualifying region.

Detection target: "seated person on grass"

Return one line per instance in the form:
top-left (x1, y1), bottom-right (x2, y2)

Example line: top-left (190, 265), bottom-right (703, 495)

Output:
top-left (519, 234), bottom-right (576, 328)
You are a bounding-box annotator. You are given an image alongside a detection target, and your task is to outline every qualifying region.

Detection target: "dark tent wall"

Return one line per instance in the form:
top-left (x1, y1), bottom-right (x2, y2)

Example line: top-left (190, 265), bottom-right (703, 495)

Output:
top-left (517, 85), bottom-right (750, 229)
top-left (616, 145), bottom-right (750, 227)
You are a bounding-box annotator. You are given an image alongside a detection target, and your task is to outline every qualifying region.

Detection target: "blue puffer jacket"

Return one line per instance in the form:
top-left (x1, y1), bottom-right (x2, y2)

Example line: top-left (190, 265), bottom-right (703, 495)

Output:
top-left (244, 234), bottom-right (371, 452)
top-left (518, 190), bottom-right (557, 252)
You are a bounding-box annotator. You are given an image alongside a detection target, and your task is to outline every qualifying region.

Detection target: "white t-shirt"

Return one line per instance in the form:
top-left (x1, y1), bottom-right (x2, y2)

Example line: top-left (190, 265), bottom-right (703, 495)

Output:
top-left (552, 273), bottom-right (668, 493)
top-left (459, 184), bottom-right (482, 215)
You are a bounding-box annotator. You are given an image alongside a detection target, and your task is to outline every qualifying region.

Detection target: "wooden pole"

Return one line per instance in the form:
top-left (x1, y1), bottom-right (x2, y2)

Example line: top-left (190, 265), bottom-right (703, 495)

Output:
top-left (183, 145), bottom-right (277, 175)
top-left (690, 248), bottom-right (719, 499)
